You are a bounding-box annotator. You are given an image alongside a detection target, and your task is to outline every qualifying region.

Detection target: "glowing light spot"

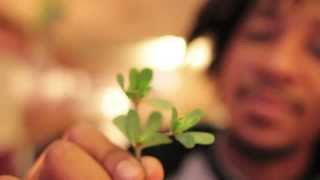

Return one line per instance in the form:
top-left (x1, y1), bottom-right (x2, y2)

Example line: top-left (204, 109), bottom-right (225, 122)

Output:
top-left (185, 36), bottom-right (214, 71)
top-left (41, 70), bottom-right (76, 100)
top-left (137, 36), bottom-right (187, 71)
top-left (100, 87), bottom-right (131, 119)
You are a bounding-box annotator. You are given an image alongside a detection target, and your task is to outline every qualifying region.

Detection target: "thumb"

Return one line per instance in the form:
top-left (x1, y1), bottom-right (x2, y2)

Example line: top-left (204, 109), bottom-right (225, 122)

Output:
top-left (0, 176), bottom-right (20, 180)
top-left (141, 156), bottom-right (164, 180)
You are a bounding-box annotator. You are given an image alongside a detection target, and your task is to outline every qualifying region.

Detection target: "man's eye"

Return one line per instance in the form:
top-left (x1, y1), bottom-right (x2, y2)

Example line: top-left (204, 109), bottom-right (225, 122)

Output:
top-left (243, 29), bottom-right (276, 42)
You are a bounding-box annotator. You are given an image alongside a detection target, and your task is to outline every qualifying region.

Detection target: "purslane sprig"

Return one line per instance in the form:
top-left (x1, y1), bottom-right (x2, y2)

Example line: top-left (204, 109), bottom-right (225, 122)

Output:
top-left (114, 68), bottom-right (214, 159)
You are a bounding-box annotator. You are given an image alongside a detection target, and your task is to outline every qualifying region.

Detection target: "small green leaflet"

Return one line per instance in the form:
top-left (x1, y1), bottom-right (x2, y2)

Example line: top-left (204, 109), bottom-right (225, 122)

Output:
top-left (171, 107), bottom-right (179, 133)
top-left (138, 68), bottom-right (153, 97)
top-left (174, 109), bottom-right (204, 134)
top-left (139, 68), bottom-right (153, 87)
top-left (126, 91), bottom-right (138, 99)
top-left (124, 68), bottom-right (154, 100)
top-left (139, 111), bottom-right (162, 143)
top-left (141, 132), bottom-right (172, 148)
top-left (175, 132), bottom-right (214, 149)
top-left (146, 98), bottom-right (173, 110)
top-left (113, 115), bottom-right (128, 138)
top-left (145, 111), bottom-right (162, 132)
top-left (175, 133), bottom-right (195, 148)
top-left (117, 73), bottom-right (125, 90)
top-left (113, 111), bottom-right (142, 146)
top-left (188, 132), bottom-right (215, 145)
top-left (127, 110), bottom-right (141, 145)
top-left (128, 68), bottom-right (140, 94)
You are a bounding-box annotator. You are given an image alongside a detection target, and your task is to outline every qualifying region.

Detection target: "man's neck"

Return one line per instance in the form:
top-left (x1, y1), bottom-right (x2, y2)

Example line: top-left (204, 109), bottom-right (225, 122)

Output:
top-left (215, 135), bottom-right (312, 180)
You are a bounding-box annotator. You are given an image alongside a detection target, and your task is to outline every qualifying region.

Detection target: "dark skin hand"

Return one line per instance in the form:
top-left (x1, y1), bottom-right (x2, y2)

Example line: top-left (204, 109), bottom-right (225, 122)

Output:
top-left (0, 17), bottom-right (164, 180)
top-left (0, 124), bottom-right (164, 180)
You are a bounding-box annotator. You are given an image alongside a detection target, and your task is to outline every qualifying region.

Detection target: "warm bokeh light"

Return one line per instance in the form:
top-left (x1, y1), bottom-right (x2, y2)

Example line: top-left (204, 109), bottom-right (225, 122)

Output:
top-left (41, 69), bottom-right (77, 100)
top-left (137, 35), bottom-right (187, 71)
top-left (100, 87), bottom-right (131, 120)
top-left (100, 120), bottom-right (129, 148)
top-left (185, 36), bottom-right (213, 71)
top-left (100, 87), bottom-right (131, 148)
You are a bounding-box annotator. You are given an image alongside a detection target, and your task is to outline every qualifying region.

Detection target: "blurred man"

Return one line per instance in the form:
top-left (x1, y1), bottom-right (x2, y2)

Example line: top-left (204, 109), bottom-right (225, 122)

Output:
top-left (164, 0), bottom-right (320, 179)
top-left (2, 0), bottom-right (320, 179)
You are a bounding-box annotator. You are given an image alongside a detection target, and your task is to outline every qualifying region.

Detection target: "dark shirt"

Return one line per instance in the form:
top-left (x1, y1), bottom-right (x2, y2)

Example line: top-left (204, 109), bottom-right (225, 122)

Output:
top-left (144, 125), bottom-right (320, 180)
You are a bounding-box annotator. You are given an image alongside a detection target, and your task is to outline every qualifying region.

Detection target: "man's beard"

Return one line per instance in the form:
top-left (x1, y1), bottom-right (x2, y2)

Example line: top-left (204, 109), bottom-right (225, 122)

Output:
top-left (226, 130), bottom-right (299, 163)
top-left (234, 73), bottom-right (306, 118)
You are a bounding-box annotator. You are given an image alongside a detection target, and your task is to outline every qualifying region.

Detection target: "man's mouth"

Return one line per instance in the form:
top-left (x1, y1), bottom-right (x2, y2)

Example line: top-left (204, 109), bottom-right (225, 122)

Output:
top-left (247, 112), bottom-right (275, 129)
top-left (245, 93), bottom-right (291, 123)
top-left (235, 80), bottom-right (306, 118)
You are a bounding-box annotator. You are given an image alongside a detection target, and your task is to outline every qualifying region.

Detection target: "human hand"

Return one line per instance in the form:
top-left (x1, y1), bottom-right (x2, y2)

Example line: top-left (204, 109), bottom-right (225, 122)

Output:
top-left (1, 124), bottom-right (164, 180)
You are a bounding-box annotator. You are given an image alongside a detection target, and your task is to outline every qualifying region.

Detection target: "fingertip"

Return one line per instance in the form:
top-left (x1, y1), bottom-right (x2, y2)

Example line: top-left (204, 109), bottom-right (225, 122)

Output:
top-left (104, 150), bottom-right (145, 180)
top-left (141, 156), bottom-right (164, 180)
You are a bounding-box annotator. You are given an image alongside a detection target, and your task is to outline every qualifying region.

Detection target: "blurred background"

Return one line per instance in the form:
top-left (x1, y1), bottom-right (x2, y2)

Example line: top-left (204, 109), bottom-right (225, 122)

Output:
top-left (0, 0), bottom-right (227, 176)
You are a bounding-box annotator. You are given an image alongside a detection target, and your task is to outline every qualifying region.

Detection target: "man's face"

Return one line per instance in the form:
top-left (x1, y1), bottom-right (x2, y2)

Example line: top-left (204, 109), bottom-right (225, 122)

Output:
top-left (219, 0), bottom-right (320, 151)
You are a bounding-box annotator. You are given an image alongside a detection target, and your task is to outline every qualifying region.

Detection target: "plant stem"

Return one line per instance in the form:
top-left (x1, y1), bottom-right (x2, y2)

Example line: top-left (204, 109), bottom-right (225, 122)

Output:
top-left (162, 130), bottom-right (173, 137)
top-left (134, 145), bottom-right (142, 160)
top-left (132, 98), bottom-right (142, 160)
top-left (133, 99), bottom-right (141, 110)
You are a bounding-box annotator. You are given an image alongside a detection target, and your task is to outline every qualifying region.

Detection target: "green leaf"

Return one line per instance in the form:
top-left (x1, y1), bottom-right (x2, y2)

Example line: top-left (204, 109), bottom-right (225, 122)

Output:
top-left (138, 68), bottom-right (153, 97)
top-left (175, 133), bottom-right (195, 149)
top-left (141, 86), bottom-right (152, 98)
top-left (139, 68), bottom-right (153, 85)
top-left (146, 98), bottom-right (173, 110)
top-left (146, 111), bottom-right (162, 131)
top-left (127, 110), bottom-right (141, 145)
top-left (175, 109), bottom-right (204, 134)
top-left (113, 115), bottom-right (128, 138)
top-left (139, 111), bottom-right (162, 143)
top-left (175, 132), bottom-right (214, 149)
top-left (171, 107), bottom-right (179, 133)
top-left (141, 132), bottom-right (172, 148)
top-left (126, 92), bottom-right (138, 99)
top-left (117, 73), bottom-right (125, 90)
top-left (127, 68), bottom-right (140, 96)
top-left (188, 132), bottom-right (215, 145)
top-left (123, 68), bottom-right (153, 99)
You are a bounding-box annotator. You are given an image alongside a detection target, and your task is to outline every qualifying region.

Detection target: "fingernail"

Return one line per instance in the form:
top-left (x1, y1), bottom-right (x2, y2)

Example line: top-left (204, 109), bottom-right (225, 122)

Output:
top-left (115, 159), bottom-right (141, 180)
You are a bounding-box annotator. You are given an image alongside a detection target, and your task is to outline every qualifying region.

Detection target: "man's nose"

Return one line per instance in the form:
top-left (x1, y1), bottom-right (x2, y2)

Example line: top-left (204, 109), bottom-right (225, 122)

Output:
top-left (257, 35), bottom-right (300, 86)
